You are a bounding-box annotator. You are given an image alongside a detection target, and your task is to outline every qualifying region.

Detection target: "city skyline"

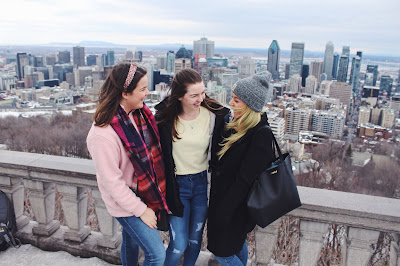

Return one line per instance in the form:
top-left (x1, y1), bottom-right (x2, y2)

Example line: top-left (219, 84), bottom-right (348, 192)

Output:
top-left (2, 0), bottom-right (399, 56)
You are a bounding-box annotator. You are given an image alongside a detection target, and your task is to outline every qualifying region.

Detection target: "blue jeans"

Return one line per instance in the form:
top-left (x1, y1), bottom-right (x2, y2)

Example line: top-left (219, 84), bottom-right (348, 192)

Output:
top-left (165, 170), bottom-right (208, 266)
top-left (214, 241), bottom-right (248, 266)
top-left (116, 216), bottom-right (166, 266)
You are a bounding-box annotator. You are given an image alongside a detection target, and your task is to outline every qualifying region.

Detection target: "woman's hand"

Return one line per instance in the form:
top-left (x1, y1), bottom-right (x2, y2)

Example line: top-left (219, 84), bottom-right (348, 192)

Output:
top-left (139, 207), bottom-right (158, 229)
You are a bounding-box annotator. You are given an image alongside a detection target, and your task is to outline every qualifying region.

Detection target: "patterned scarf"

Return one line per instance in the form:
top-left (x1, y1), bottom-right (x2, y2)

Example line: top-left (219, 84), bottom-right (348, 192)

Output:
top-left (110, 104), bottom-right (169, 218)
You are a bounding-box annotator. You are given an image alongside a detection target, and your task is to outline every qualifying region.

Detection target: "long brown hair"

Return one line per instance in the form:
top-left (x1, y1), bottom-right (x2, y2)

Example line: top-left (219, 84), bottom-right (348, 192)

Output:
top-left (93, 63), bottom-right (147, 126)
top-left (157, 69), bottom-right (222, 140)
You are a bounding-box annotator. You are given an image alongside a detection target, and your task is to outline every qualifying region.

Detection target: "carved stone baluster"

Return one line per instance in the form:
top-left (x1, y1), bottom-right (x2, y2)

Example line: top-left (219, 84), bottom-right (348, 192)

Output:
top-left (345, 227), bottom-right (380, 266)
top-left (0, 176), bottom-right (30, 230)
top-left (24, 179), bottom-right (60, 236)
top-left (92, 188), bottom-right (122, 249)
top-left (58, 185), bottom-right (91, 242)
top-left (254, 219), bottom-right (281, 265)
top-left (298, 220), bottom-right (329, 266)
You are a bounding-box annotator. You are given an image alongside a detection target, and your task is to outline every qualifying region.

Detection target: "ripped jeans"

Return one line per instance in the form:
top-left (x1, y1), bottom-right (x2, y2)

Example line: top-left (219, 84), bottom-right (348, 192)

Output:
top-left (165, 170), bottom-right (208, 266)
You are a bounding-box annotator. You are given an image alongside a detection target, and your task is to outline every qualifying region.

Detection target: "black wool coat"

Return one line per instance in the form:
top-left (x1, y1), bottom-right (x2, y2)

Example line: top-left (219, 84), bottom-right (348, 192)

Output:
top-left (155, 97), bottom-right (230, 217)
top-left (207, 113), bottom-right (275, 257)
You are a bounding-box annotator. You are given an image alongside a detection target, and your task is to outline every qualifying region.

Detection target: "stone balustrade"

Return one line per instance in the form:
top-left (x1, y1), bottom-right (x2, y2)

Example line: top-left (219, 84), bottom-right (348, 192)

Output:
top-left (0, 150), bottom-right (399, 265)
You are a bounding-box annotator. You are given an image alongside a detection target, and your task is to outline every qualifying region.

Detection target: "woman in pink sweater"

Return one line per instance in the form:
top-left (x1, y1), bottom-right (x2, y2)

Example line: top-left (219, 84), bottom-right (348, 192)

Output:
top-left (87, 63), bottom-right (169, 266)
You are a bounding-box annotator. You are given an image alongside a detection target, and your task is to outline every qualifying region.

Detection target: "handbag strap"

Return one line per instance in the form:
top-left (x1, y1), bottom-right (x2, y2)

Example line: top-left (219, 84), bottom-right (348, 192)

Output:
top-left (263, 125), bottom-right (284, 161)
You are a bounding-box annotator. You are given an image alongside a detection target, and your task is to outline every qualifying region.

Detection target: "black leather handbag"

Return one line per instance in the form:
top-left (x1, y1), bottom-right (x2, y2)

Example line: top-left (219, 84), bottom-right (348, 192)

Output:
top-left (247, 126), bottom-right (302, 228)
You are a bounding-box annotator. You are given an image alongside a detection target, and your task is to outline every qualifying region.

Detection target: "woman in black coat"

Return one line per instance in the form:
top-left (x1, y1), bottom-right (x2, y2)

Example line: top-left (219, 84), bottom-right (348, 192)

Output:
top-left (207, 73), bottom-right (275, 265)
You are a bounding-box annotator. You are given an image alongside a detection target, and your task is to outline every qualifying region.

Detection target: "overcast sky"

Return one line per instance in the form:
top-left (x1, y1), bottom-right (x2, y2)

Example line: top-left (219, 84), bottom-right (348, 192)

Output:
top-left (1, 0), bottom-right (399, 56)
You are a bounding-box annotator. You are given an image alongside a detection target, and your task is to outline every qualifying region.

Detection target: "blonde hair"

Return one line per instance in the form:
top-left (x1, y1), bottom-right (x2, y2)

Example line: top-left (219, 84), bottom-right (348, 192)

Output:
top-left (217, 105), bottom-right (262, 159)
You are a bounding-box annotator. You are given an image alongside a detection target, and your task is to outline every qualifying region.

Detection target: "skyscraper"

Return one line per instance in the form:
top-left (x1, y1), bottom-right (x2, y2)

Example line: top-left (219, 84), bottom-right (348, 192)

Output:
top-left (58, 51), bottom-right (71, 64)
top-left (301, 64), bottom-right (309, 87)
top-left (342, 46), bottom-right (350, 56)
top-left (337, 46), bottom-right (350, 82)
top-left (310, 61), bottom-right (323, 82)
top-left (366, 65), bottom-right (378, 86)
top-left (380, 75), bottom-right (393, 96)
top-left (107, 50), bottom-right (115, 66)
top-left (238, 57), bottom-right (256, 79)
top-left (16, 53), bottom-right (29, 80)
top-left (284, 63), bottom-right (290, 80)
top-left (193, 37), bottom-right (214, 58)
top-left (267, 40), bottom-right (280, 80)
top-left (86, 55), bottom-right (97, 66)
top-left (289, 74), bottom-right (302, 92)
top-left (305, 75), bottom-right (318, 94)
top-left (166, 51), bottom-right (175, 73)
top-left (289, 42), bottom-right (305, 78)
top-left (73, 46), bottom-right (85, 67)
top-left (332, 53), bottom-right (339, 79)
top-left (323, 41), bottom-right (334, 80)
top-left (349, 51), bottom-right (362, 91)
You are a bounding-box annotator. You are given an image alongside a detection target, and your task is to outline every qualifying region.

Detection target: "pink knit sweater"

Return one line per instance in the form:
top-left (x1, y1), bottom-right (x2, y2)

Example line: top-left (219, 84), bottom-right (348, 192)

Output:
top-left (86, 115), bottom-right (147, 218)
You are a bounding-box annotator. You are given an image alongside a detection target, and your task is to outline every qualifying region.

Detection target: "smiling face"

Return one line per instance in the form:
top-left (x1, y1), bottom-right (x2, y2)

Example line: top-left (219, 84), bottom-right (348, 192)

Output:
top-left (178, 82), bottom-right (206, 114)
top-left (121, 75), bottom-right (149, 112)
top-left (229, 92), bottom-right (247, 118)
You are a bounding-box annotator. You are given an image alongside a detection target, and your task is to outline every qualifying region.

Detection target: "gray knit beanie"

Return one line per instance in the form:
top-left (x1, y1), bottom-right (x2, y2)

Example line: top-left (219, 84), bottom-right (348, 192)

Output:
top-left (232, 72), bottom-right (272, 112)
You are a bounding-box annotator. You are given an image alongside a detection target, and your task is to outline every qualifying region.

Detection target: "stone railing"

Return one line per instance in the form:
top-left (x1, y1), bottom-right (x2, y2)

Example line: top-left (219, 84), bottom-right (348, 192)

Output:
top-left (0, 150), bottom-right (399, 265)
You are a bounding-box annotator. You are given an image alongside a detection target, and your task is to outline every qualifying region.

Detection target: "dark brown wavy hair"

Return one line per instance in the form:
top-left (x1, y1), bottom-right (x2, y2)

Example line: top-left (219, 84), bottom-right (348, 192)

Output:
top-left (93, 63), bottom-right (147, 127)
top-left (157, 68), bottom-right (222, 140)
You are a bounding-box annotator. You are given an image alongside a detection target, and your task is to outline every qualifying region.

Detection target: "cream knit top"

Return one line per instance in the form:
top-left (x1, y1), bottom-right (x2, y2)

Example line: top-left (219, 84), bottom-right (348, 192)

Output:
top-left (172, 106), bottom-right (211, 175)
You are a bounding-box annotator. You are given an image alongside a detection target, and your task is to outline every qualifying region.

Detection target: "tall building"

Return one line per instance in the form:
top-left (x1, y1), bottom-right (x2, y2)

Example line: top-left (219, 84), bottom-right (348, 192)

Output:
top-left (238, 57), bottom-right (255, 78)
top-left (58, 51), bottom-right (71, 64)
top-left (329, 82), bottom-right (352, 115)
top-left (358, 106), bottom-right (371, 125)
top-left (380, 75), bottom-right (393, 96)
top-left (342, 46), bottom-right (350, 56)
top-left (380, 108), bottom-right (395, 128)
top-left (332, 53), bottom-right (339, 79)
top-left (86, 55), bottom-right (97, 66)
top-left (289, 74), bottom-right (302, 92)
top-left (166, 51), bottom-right (175, 73)
top-left (289, 42), bottom-right (305, 78)
top-left (106, 50), bottom-right (115, 66)
top-left (174, 58), bottom-right (191, 74)
top-left (310, 61), bottom-right (323, 82)
top-left (323, 41), bottom-right (334, 80)
top-left (267, 40), bottom-right (280, 80)
top-left (284, 63), bottom-right (290, 79)
top-left (175, 45), bottom-right (191, 59)
top-left (34, 56), bottom-right (44, 67)
top-left (285, 107), bottom-right (311, 135)
top-left (311, 110), bottom-right (345, 138)
top-left (16, 53), bottom-right (29, 80)
top-left (193, 37), bottom-right (214, 58)
top-left (46, 55), bottom-right (57, 66)
top-left (74, 66), bottom-right (92, 86)
top-left (153, 70), bottom-right (171, 91)
top-left (349, 51), bottom-right (362, 91)
top-left (320, 80), bottom-right (333, 95)
top-left (305, 75), bottom-right (318, 94)
top-left (337, 46), bottom-right (350, 82)
top-left (365, 65), bottom-right (378, 86)
top-left (370, 106), bottom-right (381, 125)
top-left (267, 113), bottom-right (286, 142)
top-left (73, 46), bottom-right (85, 67)
top-left (301, 64), bottom-right (309, 87)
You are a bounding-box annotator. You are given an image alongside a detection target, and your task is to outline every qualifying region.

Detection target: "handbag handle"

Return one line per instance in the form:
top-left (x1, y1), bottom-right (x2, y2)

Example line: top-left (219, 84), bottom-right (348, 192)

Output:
top-left (263, 125), bottom-right (284, 161)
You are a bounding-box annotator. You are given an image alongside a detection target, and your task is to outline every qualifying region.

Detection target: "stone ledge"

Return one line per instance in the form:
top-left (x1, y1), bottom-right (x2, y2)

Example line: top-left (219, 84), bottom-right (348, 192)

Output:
top-left (16, 222), bottom-right (121, 265)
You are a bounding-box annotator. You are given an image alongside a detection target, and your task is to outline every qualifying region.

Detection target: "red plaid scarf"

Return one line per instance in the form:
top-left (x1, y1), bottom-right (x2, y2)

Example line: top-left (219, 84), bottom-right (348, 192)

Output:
top-left (110, 104), bottom-right (169, 218)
